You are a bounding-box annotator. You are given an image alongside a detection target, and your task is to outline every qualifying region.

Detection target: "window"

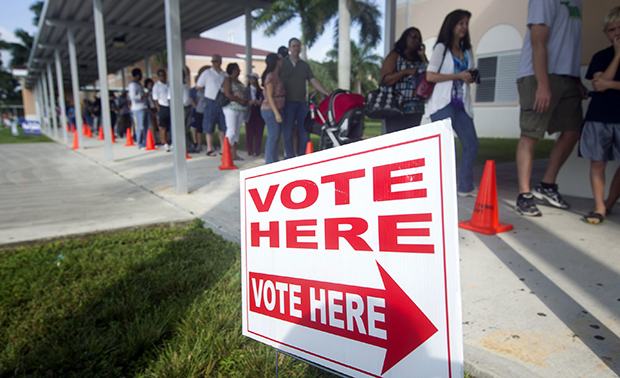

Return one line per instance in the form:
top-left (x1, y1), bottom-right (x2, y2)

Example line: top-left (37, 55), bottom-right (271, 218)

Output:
top-left (475, 51), bottom-right (520, 103)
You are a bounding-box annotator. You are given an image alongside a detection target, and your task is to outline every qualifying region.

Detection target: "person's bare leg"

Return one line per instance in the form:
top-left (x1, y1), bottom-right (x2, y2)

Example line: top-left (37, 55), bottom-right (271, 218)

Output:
top-left (206, 133), bottom-right (214, 153)
top-left (586, 160), bottom-right (607, 223)
top-left (605, 165), bottom-right (620, 213)
top-left (218, 130), bottom-right (225, 151)
top-left (517, 135), bottom-right (538, 193)
top-left (158, 127), bottom-right (167, 146)
top-left (541, 130), bottom-right (580, 184)
top-left (232, 142), bottom-right (240, 159)
top-left (197, 132), bottom-right (203, 150)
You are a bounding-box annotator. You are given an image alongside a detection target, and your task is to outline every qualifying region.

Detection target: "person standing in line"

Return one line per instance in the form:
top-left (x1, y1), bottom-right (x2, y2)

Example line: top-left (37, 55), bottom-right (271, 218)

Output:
top-left (182, 67), bottom-right (194, 153)
top-left (380, 27), bottom-right (429, 133)
top-left (514, 0), bottom-right (586, 216)
top-left (152, 69), bottom-right (171, 152)
top-left (128, 68), bottom-right (149, 149)
top-left (116, 91), bottom-right (131, 139)
top-left (189, 65), bottom-right (210, 152)
top-left (261, 53), bottom-right (286, 164)
top-left (196, 54), bottom-right (228, 157)
top-left (245, 73), bottom-right (265, 157)
top-left (579, 6), bottom-right (620, 224)
top-left (222, 63), bottom-right (249, 160)
top-left (279, 37), bottom-right (329, 159)
top-left (426, 9), bottom-right (479, 197)
top-left (144, 78), bottom-right (159, 145)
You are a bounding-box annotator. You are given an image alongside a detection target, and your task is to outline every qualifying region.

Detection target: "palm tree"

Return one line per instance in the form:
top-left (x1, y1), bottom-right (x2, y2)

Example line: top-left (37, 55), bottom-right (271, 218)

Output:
top-left (253, 0), bottom-right (381, 59)
top-left (327, 40), bottom-right (381, 95)
top-left (5, 29), bottom-right (34, 67)
top-left (30, 1), bottom-right (44, 27)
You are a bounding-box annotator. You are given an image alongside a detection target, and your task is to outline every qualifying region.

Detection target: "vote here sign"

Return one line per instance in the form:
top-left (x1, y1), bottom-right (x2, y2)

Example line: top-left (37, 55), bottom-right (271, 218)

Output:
top-left (240, 120), bottom-right (463, 378)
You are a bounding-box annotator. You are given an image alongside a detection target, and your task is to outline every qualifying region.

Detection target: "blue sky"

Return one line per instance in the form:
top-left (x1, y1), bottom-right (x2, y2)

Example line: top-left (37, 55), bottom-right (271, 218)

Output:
top-left (0, 0), bottom-right (386, 68)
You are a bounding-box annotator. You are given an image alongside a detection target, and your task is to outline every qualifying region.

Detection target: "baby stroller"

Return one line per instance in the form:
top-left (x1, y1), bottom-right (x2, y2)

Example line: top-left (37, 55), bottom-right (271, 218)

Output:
top-left (304, 89), bottom-right (365, 150)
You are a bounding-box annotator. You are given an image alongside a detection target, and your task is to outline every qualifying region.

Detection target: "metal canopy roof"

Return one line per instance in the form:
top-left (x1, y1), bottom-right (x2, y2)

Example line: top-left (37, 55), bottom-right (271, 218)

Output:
top-left (25, 0), bottom-right (274, 89)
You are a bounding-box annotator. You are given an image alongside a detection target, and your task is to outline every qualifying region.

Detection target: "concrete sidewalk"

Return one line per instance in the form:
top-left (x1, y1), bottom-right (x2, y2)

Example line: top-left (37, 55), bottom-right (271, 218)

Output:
top-left (1, 135), bottom-right (619, 378)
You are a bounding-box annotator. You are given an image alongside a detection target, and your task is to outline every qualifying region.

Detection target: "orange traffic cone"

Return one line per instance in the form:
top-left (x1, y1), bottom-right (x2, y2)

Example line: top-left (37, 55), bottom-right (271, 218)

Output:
top-left (97, 126), bottom-right (104, 140)
top-left (219, 137), bottom-right (237, 170)
top-left (145, 129), bottom-right (157, 150)
top-left (186, 149), bottom-right (192, 159)
top-left (459, 160), bottom-right (514, 235)
top-left (125, 128), bottom-right (135, 146)
top-left (86, 127), bottom-right (93, 138)
top-left (71, 129), bottom-right (79, 150)
top-left (305, 141), bottom-right (314, 154)
top-left (82, 125), bottom-right (88, 136)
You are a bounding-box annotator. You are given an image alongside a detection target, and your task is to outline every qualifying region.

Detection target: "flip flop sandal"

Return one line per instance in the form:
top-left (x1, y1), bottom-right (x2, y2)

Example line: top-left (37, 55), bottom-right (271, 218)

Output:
top-left (206, 150), bottom-right (216, 157)
top-left (581, 211), bottom-right (605, 225)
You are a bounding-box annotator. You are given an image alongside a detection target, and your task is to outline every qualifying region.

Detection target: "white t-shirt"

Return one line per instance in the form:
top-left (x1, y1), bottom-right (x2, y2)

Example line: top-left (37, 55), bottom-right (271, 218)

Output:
top-left (152, 81), bottom-right (170, 107)
top-left (196, 67), bottom-right (228, 101)
top-left (169, 83), bottom-right (191, 107)
top-left (516, 0), bottom-right (582, 79)
top-left (128, 81), bottom-right (147, 111)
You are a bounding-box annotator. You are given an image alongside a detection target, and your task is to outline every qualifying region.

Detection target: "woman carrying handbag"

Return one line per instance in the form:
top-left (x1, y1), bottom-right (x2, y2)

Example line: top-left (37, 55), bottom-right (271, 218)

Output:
top-left (426, 9), bottom-right (479, 198)
top-left (379, 27), bottom-right (429, 133)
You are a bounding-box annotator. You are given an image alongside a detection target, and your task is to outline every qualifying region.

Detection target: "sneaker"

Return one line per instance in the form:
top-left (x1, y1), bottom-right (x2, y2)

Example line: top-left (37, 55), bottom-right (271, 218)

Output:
top-left (515, 193), bottom-right (542, 216)
top-left (532, 182), bottom-right (570, 209)
top-left (457, 189), bottom-right (477, 198)
top-left (164, 143), bottom-right (170, 152)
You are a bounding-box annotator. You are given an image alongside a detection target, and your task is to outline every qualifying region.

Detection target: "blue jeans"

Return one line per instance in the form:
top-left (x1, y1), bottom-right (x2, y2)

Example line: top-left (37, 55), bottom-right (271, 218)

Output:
top-left (131, 108), bottom-right (148, 148)
top-left (261, 109), bottom-right (282, 164)
top-left (430, 105), bottom-right (479, 192)
top-left (282, 101), bottom-right (309, 159)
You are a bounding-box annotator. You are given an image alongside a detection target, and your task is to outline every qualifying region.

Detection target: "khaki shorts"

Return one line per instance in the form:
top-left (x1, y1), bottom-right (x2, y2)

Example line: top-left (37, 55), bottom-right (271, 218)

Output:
top-left (517, 74), bottom-right (583, 139)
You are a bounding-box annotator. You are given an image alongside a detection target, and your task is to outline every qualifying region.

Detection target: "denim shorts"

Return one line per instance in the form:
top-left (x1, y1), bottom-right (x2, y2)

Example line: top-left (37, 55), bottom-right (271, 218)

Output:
top-left (203, 98), bottom-right (226, 134)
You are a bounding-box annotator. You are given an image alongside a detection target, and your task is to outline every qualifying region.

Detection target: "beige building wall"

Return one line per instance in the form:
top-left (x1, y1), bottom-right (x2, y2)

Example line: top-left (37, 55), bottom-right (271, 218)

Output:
top-left (92, 55), bottom-right (267, 93)
top-left (20, 79), bottom-right (36, 118)
top-left (396, 0), bottom-right (620, 198)
top-left (398, 0), bottom-right (619, 70)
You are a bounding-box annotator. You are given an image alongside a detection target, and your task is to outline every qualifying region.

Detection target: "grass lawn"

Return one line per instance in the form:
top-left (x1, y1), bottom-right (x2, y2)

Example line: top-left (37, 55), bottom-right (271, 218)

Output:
top-left (0, 220), bottom-right (339, 378)
top-left (230, 119), bottom-right (555, 167)
top-left (0, 125), bottom-right (53, 144)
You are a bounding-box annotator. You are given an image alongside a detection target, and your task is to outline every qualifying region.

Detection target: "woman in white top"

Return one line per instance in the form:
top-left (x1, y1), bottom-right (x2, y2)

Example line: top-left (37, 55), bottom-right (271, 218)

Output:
top-left (426, 9), bottom-right (479, 197)
top-left (222, 63), bottom-right (249, 160)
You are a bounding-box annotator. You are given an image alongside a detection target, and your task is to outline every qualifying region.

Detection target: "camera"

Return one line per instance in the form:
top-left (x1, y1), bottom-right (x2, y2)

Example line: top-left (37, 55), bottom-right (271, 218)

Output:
top-left (469, 69), bottom-right (481, 84)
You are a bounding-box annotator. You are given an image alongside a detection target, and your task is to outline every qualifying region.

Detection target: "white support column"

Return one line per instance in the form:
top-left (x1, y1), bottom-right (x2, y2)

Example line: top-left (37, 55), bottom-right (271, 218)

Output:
top-left (93, 0), bottom-right (114, 162)
top-left (67, 28), bottom-right (84, 148)
top-left (165, 0), bottom-right (187, 195)
top-left (384, 0), bottom-right (396, 58)
top-left (245, 6), bottom-right (252, 80)
top-left (47, 63), bottom-right (59, 139)
top-left (34, 80), bottom-right (42, 128)
top-left (55, 49), bottom-right (68, 143)
top-left (41, 72), bottom-right (51, 134)
top-left (338, 0), bottom-right (351, 90)
top-left (145, 56), bottom-right (151, 80)
top-left (382, 0), bottom-right (397, 134)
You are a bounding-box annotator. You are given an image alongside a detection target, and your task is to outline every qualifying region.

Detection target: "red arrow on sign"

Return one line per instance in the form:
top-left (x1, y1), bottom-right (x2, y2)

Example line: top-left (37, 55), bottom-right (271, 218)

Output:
top-left (248, 262), bottom-right (438, 375)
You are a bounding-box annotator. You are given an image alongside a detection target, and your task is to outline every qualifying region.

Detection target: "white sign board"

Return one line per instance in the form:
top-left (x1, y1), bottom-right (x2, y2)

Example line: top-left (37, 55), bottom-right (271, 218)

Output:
top-left (240, 120), bottom-right (463, 377)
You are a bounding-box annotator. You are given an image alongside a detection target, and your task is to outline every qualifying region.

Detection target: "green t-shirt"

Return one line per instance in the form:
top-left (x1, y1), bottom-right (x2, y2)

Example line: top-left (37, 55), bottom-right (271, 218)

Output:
top-left (279, 57), bottom-right (315, 102)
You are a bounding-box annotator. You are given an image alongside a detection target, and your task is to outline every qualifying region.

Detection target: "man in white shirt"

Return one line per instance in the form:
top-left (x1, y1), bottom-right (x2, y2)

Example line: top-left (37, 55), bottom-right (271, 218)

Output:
top-left (196, 54), bottom-right (228, 156)
top-left (128, 68), bottom-right (149, 149)
top-left (152, 69), bottom-right (171, 152)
